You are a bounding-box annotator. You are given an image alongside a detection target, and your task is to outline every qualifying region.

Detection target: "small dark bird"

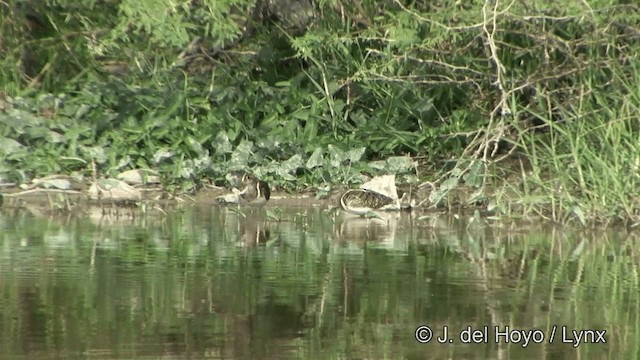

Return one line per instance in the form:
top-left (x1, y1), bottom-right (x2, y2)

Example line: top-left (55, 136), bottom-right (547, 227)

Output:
top-left (217, 174), bottom-right (271, 205)
top-left (239, 174), bottom-right (271, 205)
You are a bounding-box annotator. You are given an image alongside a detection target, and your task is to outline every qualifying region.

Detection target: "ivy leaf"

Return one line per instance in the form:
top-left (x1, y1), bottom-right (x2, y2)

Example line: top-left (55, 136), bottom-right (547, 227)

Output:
top-left (214, 131), bottom-right (233, 154)
top-left (0, 137), bottom-right (25, 155)
top-left (306, 147), bottom-right (324, 169)
top-left (328, 144), bottom-right (347, 167)
top-left (281, 154), bottom-right (303, 174)
top-left (230, 140), bottom-right (253, 170)
top-left (385, 156), bottom-right (414, 173)
top-left (347, 147), bottom-right (366, 163)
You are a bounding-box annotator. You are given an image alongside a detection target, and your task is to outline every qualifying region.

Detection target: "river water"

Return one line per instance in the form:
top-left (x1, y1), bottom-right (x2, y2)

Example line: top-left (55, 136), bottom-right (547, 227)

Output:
top-left (0, 205), bottom-right (637, 359)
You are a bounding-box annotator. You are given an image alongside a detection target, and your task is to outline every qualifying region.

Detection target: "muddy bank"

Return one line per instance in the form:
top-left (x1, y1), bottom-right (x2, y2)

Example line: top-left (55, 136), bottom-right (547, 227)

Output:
top-left (0, 185), bottom-right (337, 212)
top-left (0, 181), bottom-right (444, 215)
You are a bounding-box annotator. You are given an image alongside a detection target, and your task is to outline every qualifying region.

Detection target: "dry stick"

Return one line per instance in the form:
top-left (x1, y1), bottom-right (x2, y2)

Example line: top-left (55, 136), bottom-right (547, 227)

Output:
top-left (319, 68), bottom-right (336, 119)
top-left (481, 0), bottom-right (514, 160)
top-left (387, 1), bottom-right (515, 193)
top-left (403, 2), bottom-right (582, 196)
top-left (422, 0), bottom-right (519, 202)
top-left (2, 188), bottom-right (82, 197)
top-left (392, 0), bottom-right (487, 31)
top-left (27, 62), bottom-right (52, 89)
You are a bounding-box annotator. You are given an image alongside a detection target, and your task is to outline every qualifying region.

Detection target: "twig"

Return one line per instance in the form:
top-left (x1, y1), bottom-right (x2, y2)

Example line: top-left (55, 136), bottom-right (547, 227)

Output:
top-left (2, 188), bottom-right (82, 197)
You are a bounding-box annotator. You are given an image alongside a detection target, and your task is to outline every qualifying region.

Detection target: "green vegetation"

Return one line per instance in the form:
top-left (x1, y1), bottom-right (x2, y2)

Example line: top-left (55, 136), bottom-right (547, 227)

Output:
top-left (1, 0), bottom-right (640, 224)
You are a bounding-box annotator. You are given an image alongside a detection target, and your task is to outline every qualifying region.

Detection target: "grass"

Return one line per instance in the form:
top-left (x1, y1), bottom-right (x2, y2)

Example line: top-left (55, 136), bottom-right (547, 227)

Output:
top-left (1, 1), bottom-right (640, 227)
top-left (498, 69), bottom-right (640, 226)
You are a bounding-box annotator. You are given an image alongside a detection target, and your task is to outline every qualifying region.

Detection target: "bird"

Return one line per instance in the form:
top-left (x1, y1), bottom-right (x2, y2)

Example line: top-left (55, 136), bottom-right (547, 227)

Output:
top-left (339, 189), bottom-right (395, 215)
top-left (217, 173), bottom-right (270, 205)
top-left (238, 174), bottom-right (271, 205)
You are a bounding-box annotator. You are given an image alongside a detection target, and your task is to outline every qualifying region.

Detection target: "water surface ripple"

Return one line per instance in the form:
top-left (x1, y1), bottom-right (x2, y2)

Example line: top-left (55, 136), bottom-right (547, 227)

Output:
top-left (0, 206), bottom-right (636, 359)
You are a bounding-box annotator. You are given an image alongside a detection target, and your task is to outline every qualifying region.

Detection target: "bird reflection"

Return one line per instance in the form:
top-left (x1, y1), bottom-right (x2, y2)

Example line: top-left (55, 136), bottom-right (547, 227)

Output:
top-left (239, 220), bottom-right (271, 246)
top-left (333, 212), bottom-right (400, 247)
top-left (235, 210), bottom-right (272, 246)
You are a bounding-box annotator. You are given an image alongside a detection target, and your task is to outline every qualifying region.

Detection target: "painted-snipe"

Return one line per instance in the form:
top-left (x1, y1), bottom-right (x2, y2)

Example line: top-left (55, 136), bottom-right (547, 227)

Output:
top-left (238, 174), bottom-right (270, 205)
top-left (339, 189), bottom-right (395, 215)
top-left (217, 174), bottom-right (270, 205)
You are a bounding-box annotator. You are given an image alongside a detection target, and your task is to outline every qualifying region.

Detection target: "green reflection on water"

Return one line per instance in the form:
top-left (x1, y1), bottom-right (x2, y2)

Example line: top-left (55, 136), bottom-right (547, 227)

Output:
top-left (0, 206), bottom-right (638, 359)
